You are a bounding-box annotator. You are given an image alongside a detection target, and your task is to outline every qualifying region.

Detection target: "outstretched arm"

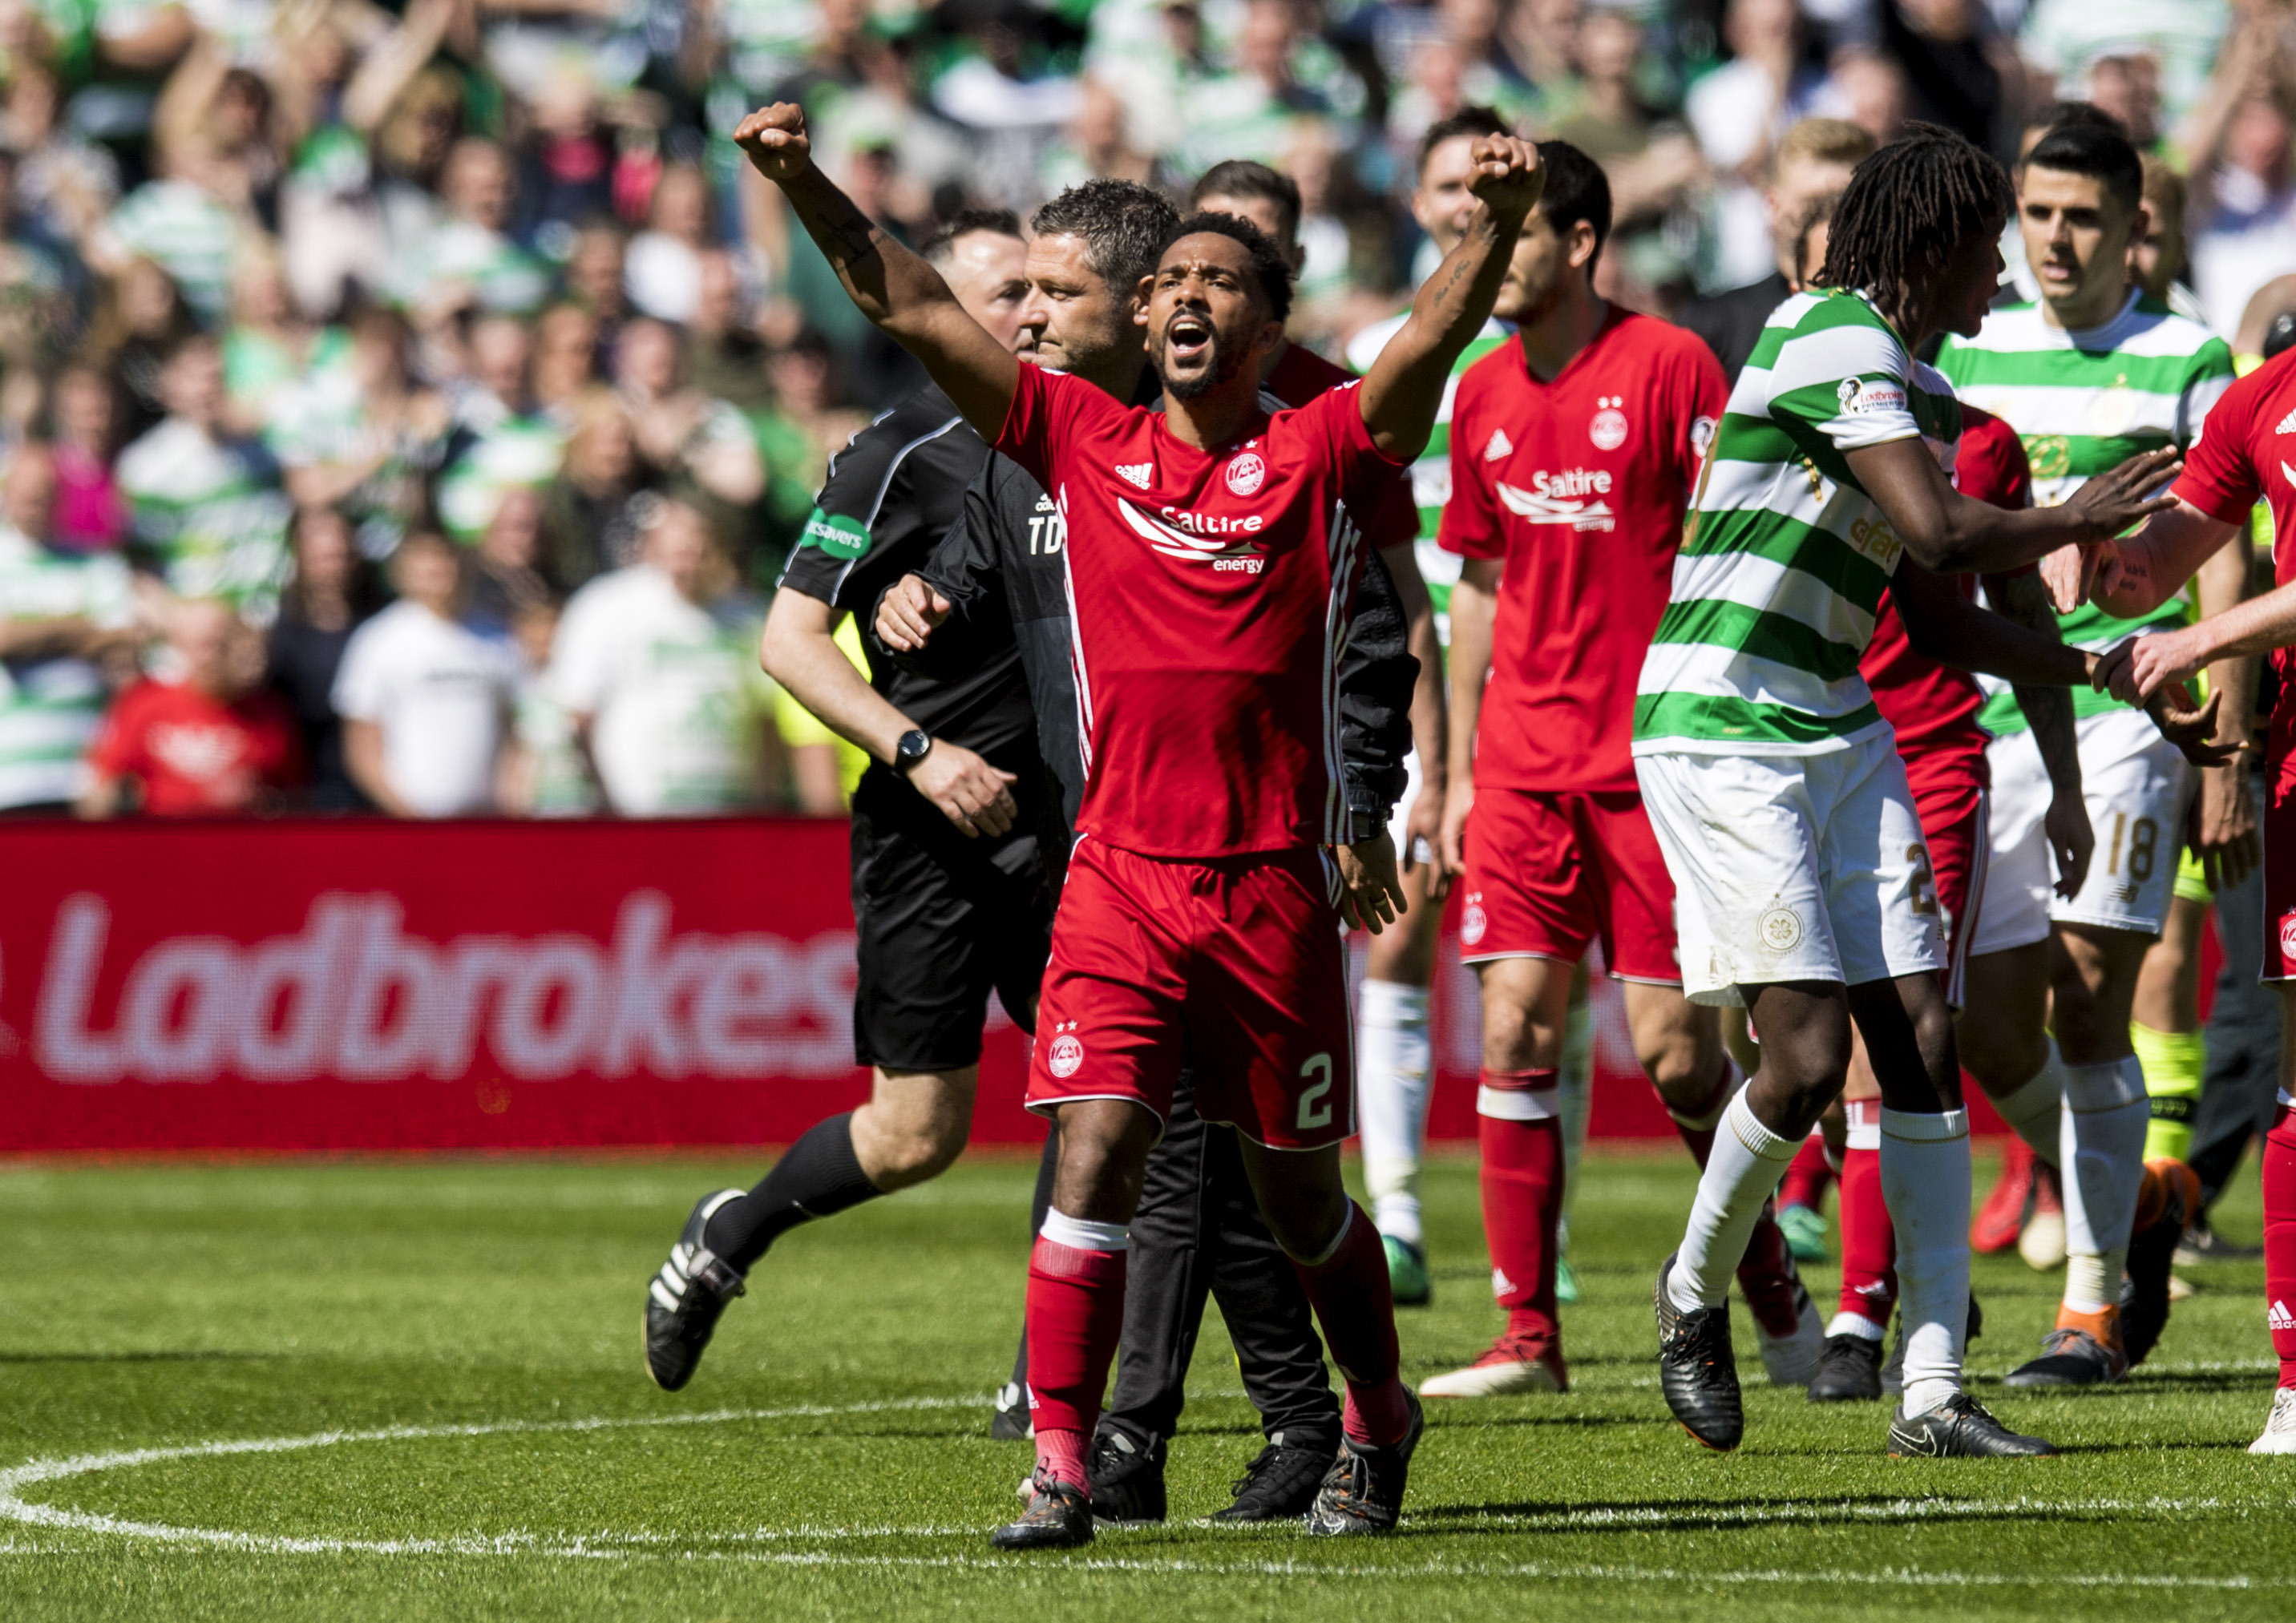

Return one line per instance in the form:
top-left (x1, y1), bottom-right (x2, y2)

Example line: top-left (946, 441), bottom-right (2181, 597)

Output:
top-left (734, 103), bottom-right (1019, 438)
top-left (1357, 136), bottom-right (1544, 461)
top-left (1894, 563), bottom-right (2226, 764)
top-left (1845, 438), bottom-right (2184, 576)
top-left (2071, 500), bottom-right (2245, 618)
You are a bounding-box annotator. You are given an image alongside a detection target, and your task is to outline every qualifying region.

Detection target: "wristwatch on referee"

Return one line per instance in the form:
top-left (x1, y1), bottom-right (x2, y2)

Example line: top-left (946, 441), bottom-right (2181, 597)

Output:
top-left (1344, 805), bottom-right (1384, 844)
top-left (894, 729), bottom-right (933, 774)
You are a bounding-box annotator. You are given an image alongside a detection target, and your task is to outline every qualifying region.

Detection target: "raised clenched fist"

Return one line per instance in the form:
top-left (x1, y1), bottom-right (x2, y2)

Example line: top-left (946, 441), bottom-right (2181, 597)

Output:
top-left (1467, 135), bottom-right (1545, 221)
top-left (734, 103), bottom-right (812, 182)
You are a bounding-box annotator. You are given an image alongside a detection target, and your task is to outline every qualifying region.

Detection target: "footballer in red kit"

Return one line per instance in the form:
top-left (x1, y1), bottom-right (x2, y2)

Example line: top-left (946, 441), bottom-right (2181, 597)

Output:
top-left (1422, 143), bottom-right (1831, 1402)
top-left (2069, 345), bottom-right (2296, 1451)
top-left (730, 99), bottom-right (1550, 1540)
top-left (1861, 405), bottom-right (2033, 1004)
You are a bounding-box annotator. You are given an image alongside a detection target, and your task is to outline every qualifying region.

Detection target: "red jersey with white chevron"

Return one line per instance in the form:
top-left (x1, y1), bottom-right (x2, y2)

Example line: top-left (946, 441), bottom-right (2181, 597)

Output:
top-left (1437, 309), bottom-right (1726, 791)
top-left (994, 361), bottom-right (1402, 857)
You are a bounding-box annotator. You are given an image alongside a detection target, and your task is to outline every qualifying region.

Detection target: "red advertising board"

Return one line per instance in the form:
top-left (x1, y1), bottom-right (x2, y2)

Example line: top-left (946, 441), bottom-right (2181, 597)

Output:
top-left (1, 818), bottom-right (2053, 1154)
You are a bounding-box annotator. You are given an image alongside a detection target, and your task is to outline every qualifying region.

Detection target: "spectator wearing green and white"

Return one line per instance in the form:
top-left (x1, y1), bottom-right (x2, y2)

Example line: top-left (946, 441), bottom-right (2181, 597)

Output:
top-left (89, 150), bottom-right (243, 328)
top-left (272, 306), bottom-right (453, 559)
top-left (115, 333), bottom-right (293, 620)
top-left (616, 316), bottom-right (766, 515)
top-left (1172, 0), bottom-right (1352, 178)
top-left (501, 599), bottom-right (600, 819)
top-left (0, 444), bottom-right (140, 813)
top-left (438, 313), bottom-right (568, 545)
top-left (390, 138), bottom-right (551, 320)
top-left (550, 499), bottom-right (774, 817)
top-left (220, 244), bottom-right (346, 440)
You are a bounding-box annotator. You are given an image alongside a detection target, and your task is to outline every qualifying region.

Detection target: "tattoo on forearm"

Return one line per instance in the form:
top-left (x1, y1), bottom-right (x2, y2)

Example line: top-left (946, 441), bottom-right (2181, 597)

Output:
top-left (793, 187), bottom-right (882, 272)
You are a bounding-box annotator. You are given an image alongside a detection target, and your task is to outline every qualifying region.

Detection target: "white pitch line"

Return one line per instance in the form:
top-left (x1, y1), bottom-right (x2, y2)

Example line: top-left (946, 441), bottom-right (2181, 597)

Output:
top-left (0, 1397), bottom-right (984, 1555)
top-left (3, 1403), bottom-right (2291, 1591)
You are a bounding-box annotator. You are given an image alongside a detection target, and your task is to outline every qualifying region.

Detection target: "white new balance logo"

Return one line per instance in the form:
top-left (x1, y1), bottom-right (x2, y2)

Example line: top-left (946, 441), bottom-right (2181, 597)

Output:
top-left (2276, 409), bottom-right (2296, 434)
top-left (2272, 1299), bottom-right (2295, 1331)
top-left (1115, 462), bottom-right (1153, 489)
top-left (1485, 429), bottom-right (1514, 461)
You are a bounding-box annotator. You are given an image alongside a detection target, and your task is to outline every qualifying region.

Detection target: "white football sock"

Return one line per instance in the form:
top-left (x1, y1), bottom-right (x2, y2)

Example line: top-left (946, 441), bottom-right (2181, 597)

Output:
top-left (1558, 994), bottom-right (1593, 1221)
top-left (1880, 1107), bottom-right (1971, 1416)
top-left (1987, 1042), bottom-right (2068, 1167)
top-left (1668, 1090), bottom-right (1797, 1313)
top-left (2060, 1055), bottom-right (2149, 1314)
top-left (1356, 978), bottom-right (1433, 1246)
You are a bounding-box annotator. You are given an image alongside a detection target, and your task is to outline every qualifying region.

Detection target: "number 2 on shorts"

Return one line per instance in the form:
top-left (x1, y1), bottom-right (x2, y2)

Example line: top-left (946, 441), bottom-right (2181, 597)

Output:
top-left (1297, 1053), bottom-right (1334, 1131)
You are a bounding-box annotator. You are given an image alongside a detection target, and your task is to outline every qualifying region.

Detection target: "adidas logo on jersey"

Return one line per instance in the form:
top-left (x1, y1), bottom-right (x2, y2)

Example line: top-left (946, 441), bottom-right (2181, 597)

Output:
top-left (2272, 1299), bottom-right (2295, 1331)
top-left (1115, 462), bottom-right (1153, 489)
top-left (1484, 429), bottom-right (1514, 461)
top-left (2277, 409), bottom-right (2296, 434)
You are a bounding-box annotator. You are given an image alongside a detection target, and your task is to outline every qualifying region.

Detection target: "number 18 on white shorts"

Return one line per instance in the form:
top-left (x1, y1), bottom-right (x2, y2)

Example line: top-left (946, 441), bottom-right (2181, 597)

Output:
top-left (1635, 726), bottom-right (1946, 1007)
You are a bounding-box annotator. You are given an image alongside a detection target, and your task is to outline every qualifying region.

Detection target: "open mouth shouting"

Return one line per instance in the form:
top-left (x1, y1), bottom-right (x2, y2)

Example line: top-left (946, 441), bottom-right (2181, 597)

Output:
top-left (1163, 310), bottom-right (1215, 367)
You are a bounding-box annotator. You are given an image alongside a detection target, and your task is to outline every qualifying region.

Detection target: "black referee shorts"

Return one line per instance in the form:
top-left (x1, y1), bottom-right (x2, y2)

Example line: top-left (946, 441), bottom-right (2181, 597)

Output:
top-left (849, 768), bottom-right (1054, 1073)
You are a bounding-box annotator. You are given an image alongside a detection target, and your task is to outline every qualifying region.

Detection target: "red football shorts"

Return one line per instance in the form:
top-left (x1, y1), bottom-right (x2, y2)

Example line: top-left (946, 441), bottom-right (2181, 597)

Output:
top-left (1906, 765), bottom-right (1988, 1010)
top-left (1027, 838), bottom-right (1354, 1149)
top-left (1456, 787), bottom-right (1680, 982)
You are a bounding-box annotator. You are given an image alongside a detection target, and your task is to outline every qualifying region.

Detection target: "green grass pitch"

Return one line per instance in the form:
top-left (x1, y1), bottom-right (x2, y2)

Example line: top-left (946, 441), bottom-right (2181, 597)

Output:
top-left (0, 1145), bottom-right (2289, 1621)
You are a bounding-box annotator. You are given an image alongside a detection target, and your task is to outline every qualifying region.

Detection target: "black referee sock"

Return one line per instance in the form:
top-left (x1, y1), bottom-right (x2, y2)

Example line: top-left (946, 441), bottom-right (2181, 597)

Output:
top-left (704, 1112), bottom-right (883, 1272)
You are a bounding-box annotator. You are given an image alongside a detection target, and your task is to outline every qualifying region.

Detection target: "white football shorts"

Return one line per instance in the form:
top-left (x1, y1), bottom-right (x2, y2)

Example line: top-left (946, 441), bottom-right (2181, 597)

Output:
top-left (1635, 726), bottom-right (1946, 1007)
top-left (1967, 705), bottom-right (2193, 955)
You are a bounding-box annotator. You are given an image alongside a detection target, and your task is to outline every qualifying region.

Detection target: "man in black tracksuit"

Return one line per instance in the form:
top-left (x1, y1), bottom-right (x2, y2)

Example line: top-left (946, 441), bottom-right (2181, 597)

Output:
top-left (874, 180), bottom-right (1417, 1524)
top-left (642, 211), bottom-right (1057, 1392)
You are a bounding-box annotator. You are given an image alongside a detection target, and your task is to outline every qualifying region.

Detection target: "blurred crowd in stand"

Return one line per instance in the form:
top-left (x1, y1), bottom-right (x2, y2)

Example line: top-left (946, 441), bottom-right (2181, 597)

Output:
top-left (2, 0), bottom-right (2294, 820)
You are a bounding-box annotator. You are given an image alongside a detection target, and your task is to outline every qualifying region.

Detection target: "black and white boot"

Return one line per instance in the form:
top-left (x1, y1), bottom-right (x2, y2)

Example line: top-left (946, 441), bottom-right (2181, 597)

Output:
top-left (644, 1189), bottom-right (747, 1391)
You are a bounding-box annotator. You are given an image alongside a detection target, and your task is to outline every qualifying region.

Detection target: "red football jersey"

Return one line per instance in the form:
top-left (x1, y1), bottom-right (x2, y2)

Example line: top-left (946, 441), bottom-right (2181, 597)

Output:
top-left (995, 361), bottom-right (1403, 856)
top-left (1265, 342), bottom-right (1417, 554)
top-left (1437, 309), bottom-right (1726, 792)
top-left (87, 678), bottom-right (303, 815)
top-left (2176, 348), bottom-right (2296, 700)
top-left (1861, 405), bottom-right (2029, 804)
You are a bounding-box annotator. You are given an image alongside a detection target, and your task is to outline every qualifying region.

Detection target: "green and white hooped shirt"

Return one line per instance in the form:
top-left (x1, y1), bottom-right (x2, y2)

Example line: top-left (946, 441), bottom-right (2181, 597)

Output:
top-left (116, 419), bottom-right (293, 620)
top-left (1344, 310), bottom-right (1512, 644)
top-left (1634, 288), bottom-right (1961, 757)
top-left (1934, 293), bottom-right (2236, 733)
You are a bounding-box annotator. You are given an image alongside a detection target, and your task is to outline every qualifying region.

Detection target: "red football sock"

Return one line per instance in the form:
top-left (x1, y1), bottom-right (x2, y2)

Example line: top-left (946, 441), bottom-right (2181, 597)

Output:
top-left (1025, 1233), bottom-right (1127, 1487)
top-left (1478, 1089), bottom-right (1563, 1344)
top-left (1836, 1144), bottom-right (1897, 1329)
top-left (1780, 1132), bottom-right (1835, 1213)
top-left (1292, 1201), bottom-right (1410, 1445)
top-left (2264, 1106), bottom-right (2296, 1390)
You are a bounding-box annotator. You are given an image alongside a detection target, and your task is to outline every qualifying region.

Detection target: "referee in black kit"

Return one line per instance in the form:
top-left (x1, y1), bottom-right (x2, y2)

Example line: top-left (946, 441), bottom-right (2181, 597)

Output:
top-left (641, 209), bottom-right (1054, 1391)
top-left (875, 178), bottom-right (1420, 1523)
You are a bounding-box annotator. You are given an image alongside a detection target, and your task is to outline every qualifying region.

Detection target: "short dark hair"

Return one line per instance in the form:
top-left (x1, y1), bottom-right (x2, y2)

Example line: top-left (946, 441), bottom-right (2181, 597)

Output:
top-left (2023, 121), bottom-right (2144, 213)
top-left (1190, 160), bottom-right (1302, 244)
top-left (1817, 123), bottom-right (2014, 302)
top-left (919, 207), bottom-right (1023, 266)
top-left (1159, 212), bottom-right (1294, 325)
top-left (1530, 139), bottom-right (1612, 268)
top-left (2023, 99), bottom-right (2127, 139)
top-left (1418, 106), bottom-right (1510, 178)
top-left (1030, 180), bottom-right (1182, 295)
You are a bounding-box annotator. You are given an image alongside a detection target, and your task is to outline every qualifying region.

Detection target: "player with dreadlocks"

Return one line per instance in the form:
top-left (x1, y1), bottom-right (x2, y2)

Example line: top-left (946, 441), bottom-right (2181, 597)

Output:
top-left (1635, 123), bottom-right (2218, 1457)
